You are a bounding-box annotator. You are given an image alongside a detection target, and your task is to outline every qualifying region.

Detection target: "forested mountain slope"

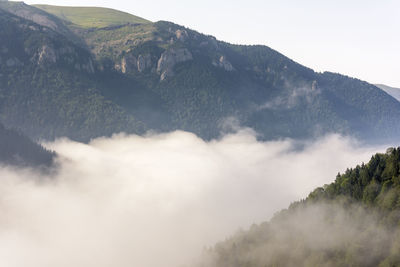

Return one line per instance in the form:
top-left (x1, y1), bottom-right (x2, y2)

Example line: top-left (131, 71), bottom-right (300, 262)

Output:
top-left (0, 7), bottom-right (145, 141)
top-left (0, 122), bottom-right (54, 167)
top-left (0, 3), bottom-right (399, 143)
top-left (203, 148), bottom-right (400, 267)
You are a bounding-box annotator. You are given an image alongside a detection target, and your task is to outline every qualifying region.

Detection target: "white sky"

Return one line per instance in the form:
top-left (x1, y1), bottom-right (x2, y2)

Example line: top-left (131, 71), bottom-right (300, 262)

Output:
top-left (23, 0), bottom-right (400, 87)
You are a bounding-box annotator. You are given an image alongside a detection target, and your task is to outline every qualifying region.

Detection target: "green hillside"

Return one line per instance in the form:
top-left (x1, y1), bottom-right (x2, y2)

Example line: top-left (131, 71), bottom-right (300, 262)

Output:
top-left (203, 148), bottom-right (400, 267)
top-left (34, 4), bottom-right (151, 28)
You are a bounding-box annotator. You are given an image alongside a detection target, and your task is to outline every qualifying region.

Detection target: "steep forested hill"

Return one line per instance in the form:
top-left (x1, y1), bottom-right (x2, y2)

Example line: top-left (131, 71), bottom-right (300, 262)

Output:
top-left (202, 148), bottom-right (400, 267)
top-left (0, 122), bottom-right (54, 167)
top-left (0, 3), bottom-right (399, 143)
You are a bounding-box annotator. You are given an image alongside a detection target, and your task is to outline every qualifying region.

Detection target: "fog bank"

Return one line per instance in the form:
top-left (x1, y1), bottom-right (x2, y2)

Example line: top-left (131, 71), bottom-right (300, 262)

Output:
top-left (0, 130), bottom-right (385, 267)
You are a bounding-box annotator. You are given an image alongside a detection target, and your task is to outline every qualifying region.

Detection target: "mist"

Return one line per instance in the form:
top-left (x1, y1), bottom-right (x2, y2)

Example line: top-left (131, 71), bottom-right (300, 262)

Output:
top-left (202, 201), bottom-right (397, 267)
top-left (258, 81), bottom-right (320, 111)
top-left (0, 130), bottom-right (386, 267)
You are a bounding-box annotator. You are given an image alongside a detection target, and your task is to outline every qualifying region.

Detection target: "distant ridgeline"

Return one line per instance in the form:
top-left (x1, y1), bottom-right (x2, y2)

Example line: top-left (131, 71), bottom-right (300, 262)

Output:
top-left (0, 2), bottom-right (400, 144)
top-left (202, 148), bottom-right (400, 267)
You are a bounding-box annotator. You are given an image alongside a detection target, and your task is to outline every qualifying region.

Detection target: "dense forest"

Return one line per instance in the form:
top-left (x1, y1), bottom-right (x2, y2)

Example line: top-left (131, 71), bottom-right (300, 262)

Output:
top-left (202, 148), bottom-right (400, 267)
top-left (0, 122), bottom-right (54, 167)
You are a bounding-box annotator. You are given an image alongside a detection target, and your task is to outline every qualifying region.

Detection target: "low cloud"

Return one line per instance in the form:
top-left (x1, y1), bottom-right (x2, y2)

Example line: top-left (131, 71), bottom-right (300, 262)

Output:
top-left (259, 82), bottom-right (320, 110)
top-left (0, 130), bottom-right (386, 267)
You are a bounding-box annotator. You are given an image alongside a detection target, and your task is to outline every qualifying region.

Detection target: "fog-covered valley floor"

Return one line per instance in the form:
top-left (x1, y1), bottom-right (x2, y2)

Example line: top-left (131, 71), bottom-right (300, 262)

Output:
top-left (0, 129), bottom-right (388, 267)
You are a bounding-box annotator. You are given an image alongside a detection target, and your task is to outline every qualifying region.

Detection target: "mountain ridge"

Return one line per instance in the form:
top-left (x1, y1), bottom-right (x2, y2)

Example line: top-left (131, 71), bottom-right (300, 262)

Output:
top-left (0, 3), bottom-right (399, 144)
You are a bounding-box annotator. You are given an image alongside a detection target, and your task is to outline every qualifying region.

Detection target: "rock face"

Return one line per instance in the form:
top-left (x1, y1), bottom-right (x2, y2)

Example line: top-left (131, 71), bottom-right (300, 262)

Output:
top-left (175, 29), bottom-right (188, 42)
top-left (0, 9), bottom-right (94, 73)
top-left (115, 55), bottom-right (133, 73)
top-left (137, 54), bottom-right (152, 72)
top-left (157, 48), bottom-right (193, 81)
top-left (29, 44), bottom-right (94, 73)
top-left (115, 53), bottom-right (153, 74)
top-left (37, 45), bottom-right (57, 65)
top-left (311, 80), bottom-right (318, 91)
top-left (213, 55), bottom-right (234, 71)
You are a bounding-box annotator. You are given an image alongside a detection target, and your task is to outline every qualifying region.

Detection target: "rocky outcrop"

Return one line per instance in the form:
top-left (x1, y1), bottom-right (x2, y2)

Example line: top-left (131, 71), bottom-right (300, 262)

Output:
top-left (157, 48), bottom-right (193, 81)
top-left (37, 45), bottom-right (57, 65)
top-left (115, 56), bottom-right (130, 73)
top-left (137, 54), bottom-right (152, 72)
top-left (27, 44), bottom-right (94, 73)
top-left (311, 80), bottom-right (318, 91)
top-left (115, 53), bottom-right (153, 74)
top-left (212, 55), bottom-right (234, 71)
top-left (175, 29), bottom-right (188, 42)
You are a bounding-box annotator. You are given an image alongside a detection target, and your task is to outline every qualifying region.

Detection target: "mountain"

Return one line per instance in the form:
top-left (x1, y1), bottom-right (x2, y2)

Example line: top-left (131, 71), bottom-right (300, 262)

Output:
top-left (0, 3), bottom-right (400, 143)
top-left (202, 148), bottom-right (400, 267)
top-left (0, 122), bottom-right (55, 168)
top-left (376, 84), bottom-right (400, 102)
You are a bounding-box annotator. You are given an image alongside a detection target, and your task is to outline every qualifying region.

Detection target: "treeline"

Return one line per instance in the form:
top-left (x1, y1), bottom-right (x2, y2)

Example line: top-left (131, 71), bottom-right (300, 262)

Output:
top-left (202, 148), bottom-right (400, 267)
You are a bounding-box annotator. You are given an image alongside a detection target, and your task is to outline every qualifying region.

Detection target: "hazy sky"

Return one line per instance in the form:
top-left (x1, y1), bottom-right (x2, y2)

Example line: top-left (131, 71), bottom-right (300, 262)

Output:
top-left (23, 0), bottom-right (400, 87)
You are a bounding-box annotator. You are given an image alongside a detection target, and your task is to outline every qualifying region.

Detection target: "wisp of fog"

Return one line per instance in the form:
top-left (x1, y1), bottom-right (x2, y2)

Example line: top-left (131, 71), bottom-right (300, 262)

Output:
top-left (0, 129), bottom-right (385, 267)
